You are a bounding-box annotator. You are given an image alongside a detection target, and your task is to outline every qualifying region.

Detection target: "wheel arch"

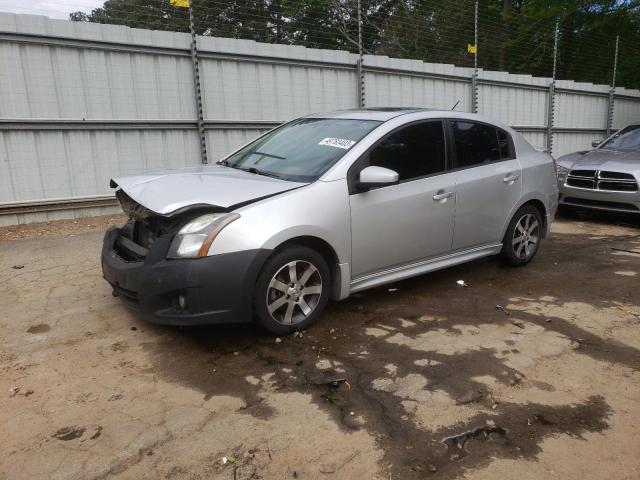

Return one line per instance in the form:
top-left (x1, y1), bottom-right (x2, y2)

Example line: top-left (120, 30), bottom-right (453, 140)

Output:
top-left (269, 235), bottom-right (345, 301)
top-left (520, 199), bottom-right (548, 237)
top-left (502, 195), bottom-right (550, 240)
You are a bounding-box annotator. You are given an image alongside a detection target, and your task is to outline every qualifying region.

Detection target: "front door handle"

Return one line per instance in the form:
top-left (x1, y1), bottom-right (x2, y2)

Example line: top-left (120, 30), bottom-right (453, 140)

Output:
top-left (503, 173), bottom-right (520, 183)
top-left (433, 190), bottom-right (454, 201)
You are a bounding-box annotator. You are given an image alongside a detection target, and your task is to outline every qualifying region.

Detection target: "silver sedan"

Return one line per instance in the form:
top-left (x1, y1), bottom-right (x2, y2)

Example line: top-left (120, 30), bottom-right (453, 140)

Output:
top-left (557, 124), bottom-right (640, 215)
top-left (102, 108), bottom-right (558, 334)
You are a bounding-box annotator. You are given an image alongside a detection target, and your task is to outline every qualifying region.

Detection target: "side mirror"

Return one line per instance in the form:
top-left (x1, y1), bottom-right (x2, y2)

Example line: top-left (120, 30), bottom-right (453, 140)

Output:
top-left (591, 140), bottom-right (601, 148)
top-left (356, 166), bottom-right (399, 189)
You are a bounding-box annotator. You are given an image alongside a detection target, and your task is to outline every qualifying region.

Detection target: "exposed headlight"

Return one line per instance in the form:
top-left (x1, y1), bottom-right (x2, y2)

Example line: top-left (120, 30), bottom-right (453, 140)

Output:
top-left (556, 164), bottom-right (570, 182)
top-left (167, 213), bottom-right (240, 258)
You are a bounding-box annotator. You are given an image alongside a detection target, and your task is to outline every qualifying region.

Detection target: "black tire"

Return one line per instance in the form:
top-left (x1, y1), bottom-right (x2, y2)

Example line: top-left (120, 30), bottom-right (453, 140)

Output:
top-left (500, 205), bottom-right (544, 267)
top-left (253, 245), bottom-right (331, 335)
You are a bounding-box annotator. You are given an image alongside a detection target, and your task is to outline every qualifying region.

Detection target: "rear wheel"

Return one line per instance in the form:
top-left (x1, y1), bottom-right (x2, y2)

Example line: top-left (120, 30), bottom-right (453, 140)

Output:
top-left (253, 245), bottom-right (330, 335)
top-left (501, 205), bottom-right (543, 267)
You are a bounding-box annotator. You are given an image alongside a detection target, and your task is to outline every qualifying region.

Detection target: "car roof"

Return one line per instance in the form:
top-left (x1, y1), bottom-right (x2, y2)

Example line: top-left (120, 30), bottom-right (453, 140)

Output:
top-left (304, 108), bottom-right (509, 127)
top-left (305, 107), bottom-right (436, 122)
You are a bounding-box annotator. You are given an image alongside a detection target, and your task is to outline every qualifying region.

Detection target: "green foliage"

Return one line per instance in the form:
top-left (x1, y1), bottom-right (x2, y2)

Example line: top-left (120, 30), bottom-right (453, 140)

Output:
top-left (69, 0), bottom-right (640, 88)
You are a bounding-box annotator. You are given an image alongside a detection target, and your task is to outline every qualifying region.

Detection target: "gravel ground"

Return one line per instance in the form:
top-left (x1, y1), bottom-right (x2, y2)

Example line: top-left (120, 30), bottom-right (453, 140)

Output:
top-left (1, 210), bottom-right (639, 480)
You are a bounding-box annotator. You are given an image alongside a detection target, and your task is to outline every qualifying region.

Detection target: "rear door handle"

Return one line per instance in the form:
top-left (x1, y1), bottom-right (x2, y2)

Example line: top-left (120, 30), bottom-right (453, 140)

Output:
top-left (433, 191), bottom-right (454, 201)
top-left (503, 173), bottom-right (520, 183)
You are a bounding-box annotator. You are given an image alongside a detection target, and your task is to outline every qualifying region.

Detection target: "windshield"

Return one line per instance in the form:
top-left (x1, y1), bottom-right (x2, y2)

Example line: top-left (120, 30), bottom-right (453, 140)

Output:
top-left (221, 118), bottom-right (381, 182)
top-left (601, 125), bottom-right (640, 150)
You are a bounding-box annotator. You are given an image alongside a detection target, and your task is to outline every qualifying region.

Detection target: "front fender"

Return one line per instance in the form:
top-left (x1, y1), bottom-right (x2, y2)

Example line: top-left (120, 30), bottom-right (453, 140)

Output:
top-left (208, 179), bottom-right (352, 262)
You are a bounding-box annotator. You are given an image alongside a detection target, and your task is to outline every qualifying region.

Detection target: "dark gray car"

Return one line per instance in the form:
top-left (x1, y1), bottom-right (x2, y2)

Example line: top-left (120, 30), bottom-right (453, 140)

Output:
top-left (556, 125), bottom-right (640, 214)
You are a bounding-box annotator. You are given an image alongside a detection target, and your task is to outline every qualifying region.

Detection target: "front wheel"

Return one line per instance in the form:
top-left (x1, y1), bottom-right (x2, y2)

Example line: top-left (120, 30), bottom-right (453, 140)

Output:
top-left (501, 205), bottom-right (543, 267)
top-left (253, 245), bottom-right (330, 335)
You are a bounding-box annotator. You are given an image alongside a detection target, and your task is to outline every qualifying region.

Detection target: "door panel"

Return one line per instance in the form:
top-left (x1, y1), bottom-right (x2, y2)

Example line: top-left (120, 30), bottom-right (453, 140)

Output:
top-left (451, 160), bottom-right (522, 250)
top-left (448, 120), bottom-right (522, 251)
top-left (350, 173), bottom-right (456, 278)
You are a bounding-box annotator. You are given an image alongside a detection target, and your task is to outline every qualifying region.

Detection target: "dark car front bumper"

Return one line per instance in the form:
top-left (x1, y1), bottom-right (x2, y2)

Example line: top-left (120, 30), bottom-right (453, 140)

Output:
top-left (101, 226), bottom-right (271, 326)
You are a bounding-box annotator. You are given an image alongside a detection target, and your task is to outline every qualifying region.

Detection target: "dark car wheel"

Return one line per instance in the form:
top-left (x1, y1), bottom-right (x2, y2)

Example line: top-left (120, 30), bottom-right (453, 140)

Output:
top-left (253, 245), bottom-right (330, 335)
top-left (501, 205), bottom-right (543, 267)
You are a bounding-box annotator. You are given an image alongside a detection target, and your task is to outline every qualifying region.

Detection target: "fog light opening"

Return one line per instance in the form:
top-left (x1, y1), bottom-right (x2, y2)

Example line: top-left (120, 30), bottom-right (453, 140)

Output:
top-left (178, 294), bottom-right (188, 311)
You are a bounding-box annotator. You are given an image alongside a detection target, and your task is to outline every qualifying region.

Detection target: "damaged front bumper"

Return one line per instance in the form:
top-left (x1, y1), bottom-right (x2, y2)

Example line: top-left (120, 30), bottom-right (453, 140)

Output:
top-left (101, 226), bottom-right (270, 326)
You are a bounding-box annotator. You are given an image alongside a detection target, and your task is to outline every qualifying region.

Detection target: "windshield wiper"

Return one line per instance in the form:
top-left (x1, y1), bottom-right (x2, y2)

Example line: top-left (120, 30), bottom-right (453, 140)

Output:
top-left (221, 160), bottom-right (284, 179)
top-left (243, 167), bottom-right (284, 180)
top-left (251, 151), bottom-right (286, 160)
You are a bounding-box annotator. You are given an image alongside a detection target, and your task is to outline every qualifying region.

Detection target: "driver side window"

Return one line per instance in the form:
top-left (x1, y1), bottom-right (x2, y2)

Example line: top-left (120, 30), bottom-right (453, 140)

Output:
top-left (368, 120), bottom-right (446, 182)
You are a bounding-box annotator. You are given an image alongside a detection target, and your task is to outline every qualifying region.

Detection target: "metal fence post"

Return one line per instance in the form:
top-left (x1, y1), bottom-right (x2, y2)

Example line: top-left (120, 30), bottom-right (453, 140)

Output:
top-left (189, 2), bottom-right (208, 164)
top-left (470, 0), bottom-right (479, 113)
top-left (546, 19), bottom-right (559, 154)
top-left (606, 35), bottom-right (619, 137)
top-left (357, 0), bottom-right (365, 108)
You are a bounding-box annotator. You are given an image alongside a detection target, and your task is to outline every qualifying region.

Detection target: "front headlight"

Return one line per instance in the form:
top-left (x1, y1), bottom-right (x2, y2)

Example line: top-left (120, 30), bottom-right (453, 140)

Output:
top-left (167, 213), bottom-right (240, 259)
top-left (556, 164), bottom-right (570, 182)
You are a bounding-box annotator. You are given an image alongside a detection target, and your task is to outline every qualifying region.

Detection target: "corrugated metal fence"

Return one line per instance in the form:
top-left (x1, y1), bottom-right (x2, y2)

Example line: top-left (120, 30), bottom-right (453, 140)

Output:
top-left (1, 12), bottom-right (640, 225)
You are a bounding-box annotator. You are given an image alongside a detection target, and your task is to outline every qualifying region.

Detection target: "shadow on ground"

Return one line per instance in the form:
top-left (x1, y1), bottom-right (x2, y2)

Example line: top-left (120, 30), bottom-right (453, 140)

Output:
top-left (141, 213), bottom-right (640, 478)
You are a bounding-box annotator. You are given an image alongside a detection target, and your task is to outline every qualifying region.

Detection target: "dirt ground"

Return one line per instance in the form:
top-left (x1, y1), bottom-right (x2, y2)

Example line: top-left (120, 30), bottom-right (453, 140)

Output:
top-left (1, 210), bottom-right (639, 480)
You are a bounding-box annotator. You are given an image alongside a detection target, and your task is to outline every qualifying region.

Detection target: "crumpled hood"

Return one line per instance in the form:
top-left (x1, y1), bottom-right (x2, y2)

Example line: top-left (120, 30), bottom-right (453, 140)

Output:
top-left (111, 165), bottom-right (307, 215)
top-left (557, 149), bottom-right (640, 176)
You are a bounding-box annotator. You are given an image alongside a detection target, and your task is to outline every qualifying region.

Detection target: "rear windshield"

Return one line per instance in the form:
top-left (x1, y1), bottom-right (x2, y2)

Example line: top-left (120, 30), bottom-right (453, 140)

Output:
top-left (222, 118), bottom-right (381, 182)
top-left (601, 125), bottom-right (640, 150)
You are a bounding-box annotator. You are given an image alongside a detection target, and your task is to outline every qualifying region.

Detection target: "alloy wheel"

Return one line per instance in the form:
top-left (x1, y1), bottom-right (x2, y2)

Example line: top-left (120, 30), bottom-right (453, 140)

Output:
top-left (512, 213), bottom-right (540, 260)
top-left (266, 260), bottom-right (323, 325)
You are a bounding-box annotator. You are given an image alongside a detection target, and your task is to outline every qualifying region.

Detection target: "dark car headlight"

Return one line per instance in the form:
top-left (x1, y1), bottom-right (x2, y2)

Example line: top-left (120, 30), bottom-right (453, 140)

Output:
top-left (167, 213), bottom-right (240, 259)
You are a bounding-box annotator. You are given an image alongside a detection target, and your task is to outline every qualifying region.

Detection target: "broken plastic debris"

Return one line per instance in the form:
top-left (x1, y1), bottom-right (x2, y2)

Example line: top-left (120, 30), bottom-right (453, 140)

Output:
top-left (387, 288), bottom-right (398, 292)
top-left (317, 377), bottom-right (349, 389)
top-left (456, 280), bottom-right (468, 287)
top-left (441, 425), bottom-right (506, 451)
top-left (9, 387), bottom-right (33, 398)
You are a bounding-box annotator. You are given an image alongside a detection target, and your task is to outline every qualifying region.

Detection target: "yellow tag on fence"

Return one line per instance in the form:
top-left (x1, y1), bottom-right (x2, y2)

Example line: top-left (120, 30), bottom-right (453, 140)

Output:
top-left (170, 0), bottom-right (190, 7)
top-left (467, 43), bottom-right (477, 54)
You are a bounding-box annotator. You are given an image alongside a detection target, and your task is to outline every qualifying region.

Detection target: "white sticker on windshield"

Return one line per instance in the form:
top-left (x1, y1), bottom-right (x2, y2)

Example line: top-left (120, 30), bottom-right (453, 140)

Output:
top-left (318, 137), bottom-right (356, 149)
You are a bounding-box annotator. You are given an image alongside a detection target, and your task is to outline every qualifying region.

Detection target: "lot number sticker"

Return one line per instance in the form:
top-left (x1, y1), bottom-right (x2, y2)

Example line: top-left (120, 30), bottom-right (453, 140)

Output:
top-left (318, 137), bottom-right (356, 149)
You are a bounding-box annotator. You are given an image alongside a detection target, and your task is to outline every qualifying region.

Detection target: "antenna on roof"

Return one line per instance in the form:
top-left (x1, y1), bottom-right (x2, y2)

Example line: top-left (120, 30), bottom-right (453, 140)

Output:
top-left (451, 100), bottom-right (460, 111)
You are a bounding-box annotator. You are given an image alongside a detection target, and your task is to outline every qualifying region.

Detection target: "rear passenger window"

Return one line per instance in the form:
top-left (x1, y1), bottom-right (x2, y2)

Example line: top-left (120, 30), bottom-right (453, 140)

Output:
top-left (451, 121), bottom-right (500, 167)
top-left (368, 121), bottom-right (446, 181)
top-left (497, 128), bottom-right (514, 159)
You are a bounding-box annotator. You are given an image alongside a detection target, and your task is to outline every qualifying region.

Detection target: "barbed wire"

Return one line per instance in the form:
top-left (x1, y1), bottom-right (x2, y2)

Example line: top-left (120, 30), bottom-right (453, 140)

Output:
top-left (1, 0), bottom-right (638, 88)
